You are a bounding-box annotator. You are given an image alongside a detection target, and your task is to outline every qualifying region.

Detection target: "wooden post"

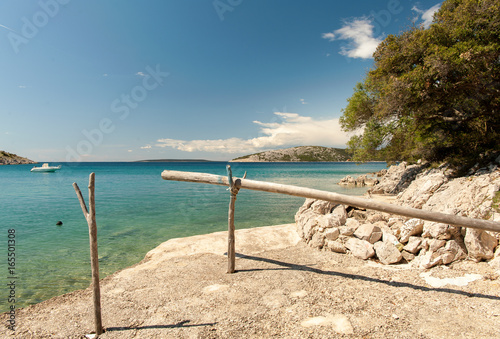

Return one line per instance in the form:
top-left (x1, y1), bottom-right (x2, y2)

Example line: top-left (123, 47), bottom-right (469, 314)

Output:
top-left (226, 165), bottom-right (239, 273)
top-left (161, 169), bottom-right (500, 233)
top-left (73, 173), bottom-right (103, 336)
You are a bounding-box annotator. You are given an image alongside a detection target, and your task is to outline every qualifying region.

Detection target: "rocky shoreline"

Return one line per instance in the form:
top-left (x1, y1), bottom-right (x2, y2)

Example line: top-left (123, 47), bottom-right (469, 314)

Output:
top-left (2, 161), bottom-right (500, 338)
top-left (231, 146), bottom-right (349, 162)
top-left (296, 159), bottom-right (500, 270)
top-left (0, 151), bottom-right (36, 165)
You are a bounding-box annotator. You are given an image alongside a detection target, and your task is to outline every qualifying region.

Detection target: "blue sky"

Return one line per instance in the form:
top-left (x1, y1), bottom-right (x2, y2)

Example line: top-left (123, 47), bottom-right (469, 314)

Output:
top-left (0, 0), bottom-right (441, 161)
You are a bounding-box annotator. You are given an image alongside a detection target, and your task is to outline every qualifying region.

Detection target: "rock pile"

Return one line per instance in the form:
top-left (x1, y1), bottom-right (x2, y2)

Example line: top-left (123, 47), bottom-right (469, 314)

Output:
top-left (296, 160), bottom-right (500, 269)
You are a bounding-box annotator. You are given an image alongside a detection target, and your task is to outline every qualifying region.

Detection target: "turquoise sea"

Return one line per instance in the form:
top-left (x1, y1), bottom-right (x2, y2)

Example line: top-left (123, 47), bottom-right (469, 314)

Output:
top-left (0, 161), bottom-right (387, 312)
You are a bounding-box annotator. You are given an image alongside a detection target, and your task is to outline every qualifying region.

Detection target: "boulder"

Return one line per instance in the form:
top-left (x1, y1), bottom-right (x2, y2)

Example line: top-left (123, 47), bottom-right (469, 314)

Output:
top-left (345, 238), bottom-right (375, 260)
top-left (397, 172), bottom-right (448, 208)
top-left (354, 224), bottom-right (383, 244)
top-left (310, 200), bottom-right (337, 215)
top-left (368, 162), bottom-right (424, 195)
top-left (422, 221), bottom-right (460, 240)
top-left (374, 241), bottom-right (403, 265)
top-left (464, 229), bottom-right (498, 262)
top-left (427, 239), bottom-right (447, 252)
top-left (338, 174), bottom-right (379, 187)
top-left (340, 218), bottom-right (359, 236)
top-left (403, 236), bottom-right (422, 254)
top-left (401, 250), bottom-right (415, 262)
top-left (415, 239), bottom-right (467, 269)
top-left (367, 213), bottom-right (387, 223)
top-left (309, 232), bottom-right (325, 249)
top-left (325, 228), bottom-right (340, 241)
top-left (326, 240), bottom-right (347, 253)
top-left (399, 219), bottom-right (424, 243)
top-left (338, 175), bottom-right (356, 186)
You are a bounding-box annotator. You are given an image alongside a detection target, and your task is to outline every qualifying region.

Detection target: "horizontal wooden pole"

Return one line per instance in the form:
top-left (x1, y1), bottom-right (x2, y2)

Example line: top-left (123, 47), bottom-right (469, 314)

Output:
top-left (161, 170), bottom-right (500, 233)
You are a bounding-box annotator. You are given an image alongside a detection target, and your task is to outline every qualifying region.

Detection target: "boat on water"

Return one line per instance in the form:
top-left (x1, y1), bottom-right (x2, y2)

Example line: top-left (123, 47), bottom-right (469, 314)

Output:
top-left (31, 163), bottom-right (62, 172)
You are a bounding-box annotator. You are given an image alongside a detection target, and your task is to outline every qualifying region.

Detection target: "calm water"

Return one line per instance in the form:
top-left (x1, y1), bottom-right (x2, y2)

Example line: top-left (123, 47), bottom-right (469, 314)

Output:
top-left (0, 161), bottom-right (386, 311)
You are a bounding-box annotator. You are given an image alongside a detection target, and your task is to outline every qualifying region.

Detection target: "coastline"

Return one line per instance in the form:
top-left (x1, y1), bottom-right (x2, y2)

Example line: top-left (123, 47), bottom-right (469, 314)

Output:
top-left (3, 161), bottom-right (500, 337)
top-left (2, 222), bottom-right (499, 338)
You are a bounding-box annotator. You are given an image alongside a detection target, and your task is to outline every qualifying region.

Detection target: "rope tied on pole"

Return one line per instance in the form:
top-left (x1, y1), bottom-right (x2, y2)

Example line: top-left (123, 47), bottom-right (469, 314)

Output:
top-left (226, 165), bottom-right (240, 197)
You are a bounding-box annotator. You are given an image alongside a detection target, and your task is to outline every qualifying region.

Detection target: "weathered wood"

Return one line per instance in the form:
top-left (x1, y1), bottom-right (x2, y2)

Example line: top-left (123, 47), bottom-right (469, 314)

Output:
top-left (73, 173), bottom-right (103, 336)
top-left (161, 169), bottom-right (500, 233)
top-left (227, 165), bottom-right (238, 273)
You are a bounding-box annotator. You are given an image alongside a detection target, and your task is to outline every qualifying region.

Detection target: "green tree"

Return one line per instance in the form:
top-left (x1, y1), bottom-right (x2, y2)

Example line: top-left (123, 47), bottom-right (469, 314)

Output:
top-left (340, 0), bottom-right (500, 168)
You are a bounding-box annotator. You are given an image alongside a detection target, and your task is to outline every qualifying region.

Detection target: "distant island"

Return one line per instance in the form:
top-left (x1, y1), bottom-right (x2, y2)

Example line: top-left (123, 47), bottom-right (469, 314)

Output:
top-left (0, 151), bottom-right (36, 165)
top-left (231, 146), bottom-right (350, 162)
top-left (135, 159), bottom-right (214, 162)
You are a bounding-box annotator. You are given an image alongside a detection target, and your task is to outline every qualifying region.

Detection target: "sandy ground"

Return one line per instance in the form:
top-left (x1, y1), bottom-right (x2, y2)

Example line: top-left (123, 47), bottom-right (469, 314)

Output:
top-left (2, 224), bottom-right (500, 339)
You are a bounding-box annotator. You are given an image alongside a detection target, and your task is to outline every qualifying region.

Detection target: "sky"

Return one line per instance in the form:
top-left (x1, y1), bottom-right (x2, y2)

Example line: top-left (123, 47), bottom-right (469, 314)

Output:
top-left (0, 0), bottom-right (441, 162)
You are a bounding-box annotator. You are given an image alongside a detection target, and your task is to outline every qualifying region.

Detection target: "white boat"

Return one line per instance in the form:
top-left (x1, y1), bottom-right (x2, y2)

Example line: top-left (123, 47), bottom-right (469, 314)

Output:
top-left (31, 163), bottom-right (62, 172)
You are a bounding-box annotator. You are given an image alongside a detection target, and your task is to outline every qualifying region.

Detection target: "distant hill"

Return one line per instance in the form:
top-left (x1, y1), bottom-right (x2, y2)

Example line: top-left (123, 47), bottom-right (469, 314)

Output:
top-left (0, 151), bottom-right (36, 165)
top-left (231, 146), bottom-right (350, 162)
top-left (135, 159), bottom-right (214, 162)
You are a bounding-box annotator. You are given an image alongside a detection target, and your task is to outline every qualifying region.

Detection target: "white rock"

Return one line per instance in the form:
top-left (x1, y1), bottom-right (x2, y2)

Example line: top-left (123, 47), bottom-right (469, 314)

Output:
top-left (341, 218), bottom-right (360, 236)
top-left (346, 238), bottom-right (375, 260)
top-left (309, 232), bottom-right (325, 249)
top-left (354, 224), bottom-right (383, 244)
top-left (427, 239), bottom-right (446, 252)
top-left (464, 228), bottom-right (498, 262)
top-left (403, 236), bottom-right (422, 254)
top-left (441, 239), bottom-right (467, 264)
top-left (326, 240), bottom-right (347, 253)
top-left (374, 241), bottom-right (403, 265)
top-left (325, 228), bottom-right (340, 241)
top-left (422, 222), bottom-right (460, 240)
top-left (399, 219), bottom-right (424, 243)
top-left (382, 230), bottom-right (401, 246)
top-left (416, 239), bottom-right (467, 268)
top-left (398, 172), bottom-right (447, 208)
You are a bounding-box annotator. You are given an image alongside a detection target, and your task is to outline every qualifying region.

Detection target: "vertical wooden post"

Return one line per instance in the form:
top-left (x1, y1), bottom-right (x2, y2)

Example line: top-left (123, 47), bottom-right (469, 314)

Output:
top-left (226, 165), bottom-right (239, 273)
top-left (73, 173), bottom-right (103, 335)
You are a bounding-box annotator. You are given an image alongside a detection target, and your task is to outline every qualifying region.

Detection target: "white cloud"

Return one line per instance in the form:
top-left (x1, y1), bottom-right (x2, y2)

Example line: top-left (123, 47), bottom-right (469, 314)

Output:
top-left (322, 32), bottom-right (335, 41)
top-left (412, 3), bottom-right (441, 28)
top-left (141, 145), bottom-right (152, 149)
top-left (154, 112), bottom-right (351, 154)
top-left (18, 85), bottom-right (27, 89)
top-left (135, 71), bottom-right (146, 77)
top-left (322, 17), bottom-right (382, 59)
top-left (300, 99), bottom-right (308, 105)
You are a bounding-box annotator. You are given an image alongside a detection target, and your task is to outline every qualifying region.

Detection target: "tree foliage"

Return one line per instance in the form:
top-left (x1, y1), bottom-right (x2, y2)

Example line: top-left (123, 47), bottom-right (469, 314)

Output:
top-left (340, 0), bottom-right (500, 167)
